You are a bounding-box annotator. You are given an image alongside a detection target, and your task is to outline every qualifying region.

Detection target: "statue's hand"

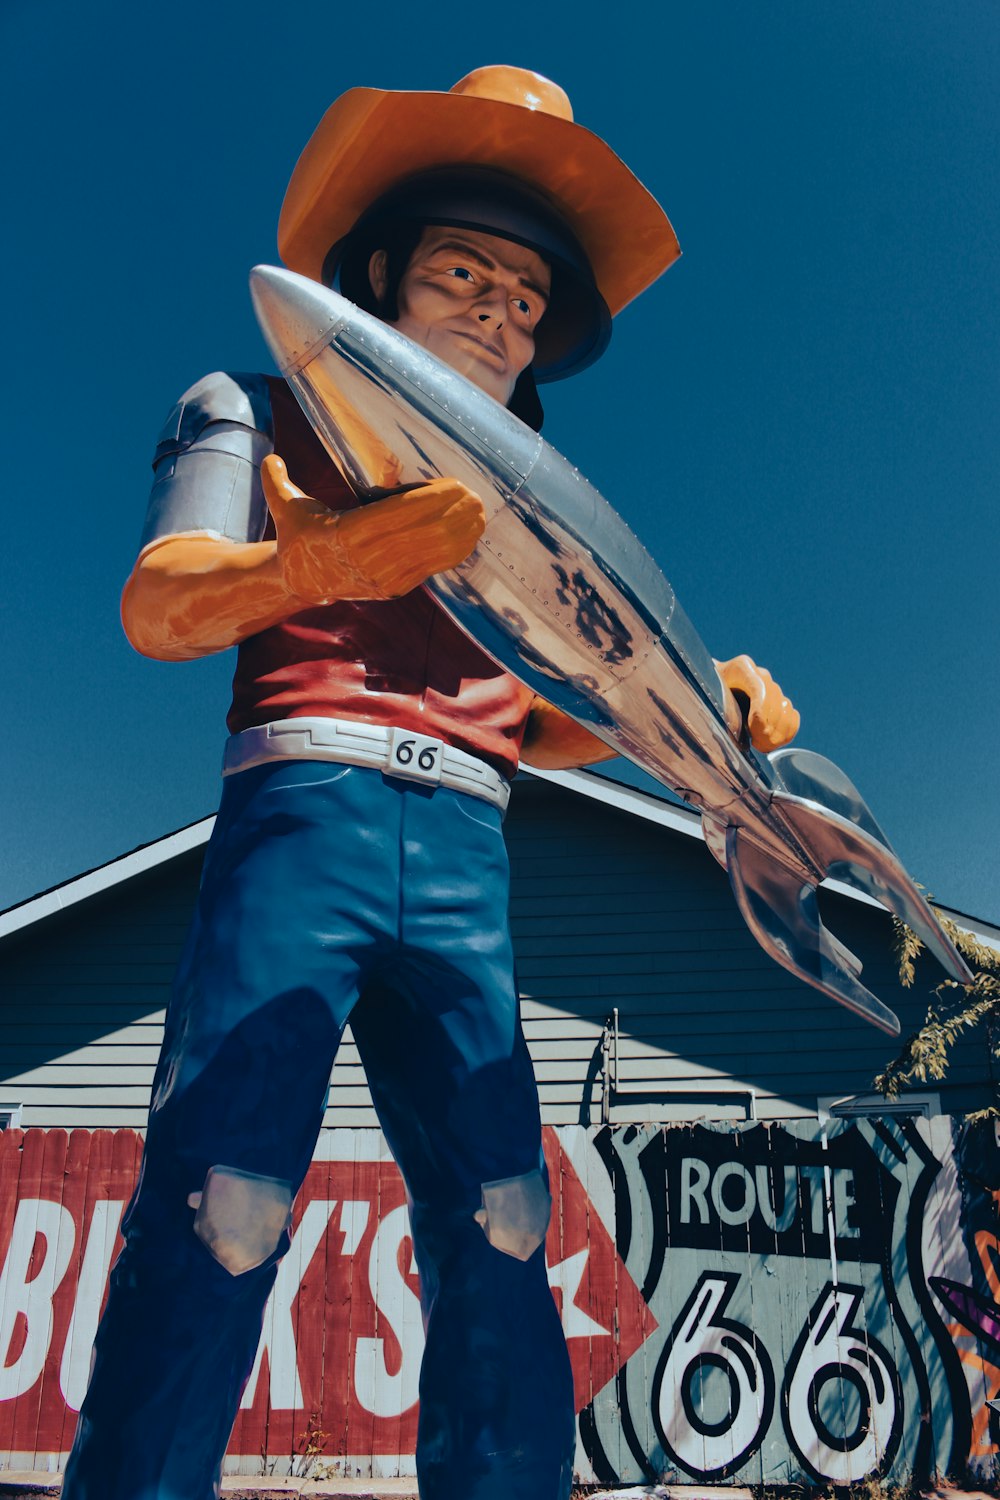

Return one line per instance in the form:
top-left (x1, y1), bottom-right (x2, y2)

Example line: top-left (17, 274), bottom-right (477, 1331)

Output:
top-left (715, 654), bottom-right (800, 752)
top-left (261, 454), bottom-right (486, 603)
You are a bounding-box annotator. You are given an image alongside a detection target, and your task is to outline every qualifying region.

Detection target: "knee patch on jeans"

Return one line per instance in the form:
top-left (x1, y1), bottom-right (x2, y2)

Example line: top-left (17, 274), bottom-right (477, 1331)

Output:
top-left (189, 1165), bottom-right (292, 1276)
top-left (474, 1169), bottom-right (551, 1261)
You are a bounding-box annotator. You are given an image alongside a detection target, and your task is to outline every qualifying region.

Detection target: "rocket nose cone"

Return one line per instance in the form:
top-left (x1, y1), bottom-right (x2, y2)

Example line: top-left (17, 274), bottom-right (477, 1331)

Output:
top-left (249, 265), bottom-right (348, 375)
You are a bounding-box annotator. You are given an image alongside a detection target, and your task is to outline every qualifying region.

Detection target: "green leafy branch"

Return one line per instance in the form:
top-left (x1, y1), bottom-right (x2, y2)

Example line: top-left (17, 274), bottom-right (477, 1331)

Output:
top-left (874, 906), bottom-right (1000, 1119)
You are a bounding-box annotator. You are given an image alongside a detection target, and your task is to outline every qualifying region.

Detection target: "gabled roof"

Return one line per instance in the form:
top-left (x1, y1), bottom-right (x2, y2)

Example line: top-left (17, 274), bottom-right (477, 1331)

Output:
top-left (0, 818), bottom-right (216, 941)
top-left (529, 768), bottom-right (1000, 947)
top-left (2, 768), bottom-right (997, 952)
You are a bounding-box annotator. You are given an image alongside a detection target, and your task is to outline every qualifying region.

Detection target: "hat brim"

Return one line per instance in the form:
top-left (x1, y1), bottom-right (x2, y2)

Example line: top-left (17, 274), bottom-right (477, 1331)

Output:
top-left (279, 86), bottom-right (680, 318)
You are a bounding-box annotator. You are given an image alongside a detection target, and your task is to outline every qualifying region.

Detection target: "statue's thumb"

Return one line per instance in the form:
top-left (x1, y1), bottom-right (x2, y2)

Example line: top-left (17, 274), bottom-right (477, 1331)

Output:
top-left (261, 453), bottom-right (305, 530)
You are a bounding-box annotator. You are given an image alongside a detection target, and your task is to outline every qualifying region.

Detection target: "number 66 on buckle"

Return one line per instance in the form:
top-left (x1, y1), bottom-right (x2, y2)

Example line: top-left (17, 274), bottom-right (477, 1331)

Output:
top-left (387, 726), bottom-right (444, 786)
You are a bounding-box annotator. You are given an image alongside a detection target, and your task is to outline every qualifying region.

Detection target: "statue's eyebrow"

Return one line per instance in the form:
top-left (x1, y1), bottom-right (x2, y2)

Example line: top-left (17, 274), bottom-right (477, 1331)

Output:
top-left (429, 238), bottom-right (551, 306)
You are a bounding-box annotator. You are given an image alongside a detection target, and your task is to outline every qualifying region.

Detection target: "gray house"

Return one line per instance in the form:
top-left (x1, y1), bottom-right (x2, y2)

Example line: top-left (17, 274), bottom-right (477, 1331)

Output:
top-left (0, 769), bottom-right (995, 1488)
top-left (0, 765), bottom-right (991, 1131)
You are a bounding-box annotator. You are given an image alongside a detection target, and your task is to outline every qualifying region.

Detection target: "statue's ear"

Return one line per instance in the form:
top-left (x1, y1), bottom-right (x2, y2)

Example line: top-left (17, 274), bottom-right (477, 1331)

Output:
top-left (368, 249), bottom-right (389, 305)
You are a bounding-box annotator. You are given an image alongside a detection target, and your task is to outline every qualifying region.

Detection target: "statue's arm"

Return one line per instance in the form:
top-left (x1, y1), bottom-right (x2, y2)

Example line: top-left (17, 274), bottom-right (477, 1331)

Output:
top-left (520, 697), bottom-right (617, 770)
top-left (122, 374), bottom-right (485, 661)
top-left (520, 655), bottom-right (801, 769)
top-left (122, 371), bottom-right (286, 660)
top-left (121, 532), bottom-right (297, 661)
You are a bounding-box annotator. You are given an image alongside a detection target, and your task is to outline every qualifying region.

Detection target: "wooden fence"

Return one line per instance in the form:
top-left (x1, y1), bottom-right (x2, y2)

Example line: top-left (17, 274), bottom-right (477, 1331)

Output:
top-left (0, 1118), bottom-right (996, 1484)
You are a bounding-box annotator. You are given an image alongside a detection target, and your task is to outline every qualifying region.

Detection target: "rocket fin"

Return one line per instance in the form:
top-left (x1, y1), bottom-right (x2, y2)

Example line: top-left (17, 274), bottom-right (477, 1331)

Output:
top-left (767, 747), bottom-right (894, 849)
top-left (772, 790), bottom-right (973, 988)
top-left (725, 827), bottom-right (903, 1036)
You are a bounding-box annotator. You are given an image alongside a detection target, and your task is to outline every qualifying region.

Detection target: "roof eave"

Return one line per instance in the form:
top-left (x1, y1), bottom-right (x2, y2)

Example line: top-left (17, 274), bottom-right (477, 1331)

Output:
top-left (1, 768), bottom-right (996, 954)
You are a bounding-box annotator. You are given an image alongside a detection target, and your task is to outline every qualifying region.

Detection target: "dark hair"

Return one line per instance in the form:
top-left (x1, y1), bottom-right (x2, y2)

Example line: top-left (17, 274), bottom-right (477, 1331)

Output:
top-left (334, 211), bottom-right (546, 430)
top-left (338, 219), bottom-right (424, 321)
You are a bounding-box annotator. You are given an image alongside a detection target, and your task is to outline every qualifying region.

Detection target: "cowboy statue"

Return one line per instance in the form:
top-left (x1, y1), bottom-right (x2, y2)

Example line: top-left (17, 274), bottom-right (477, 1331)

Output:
top-left (63, 65), bottom-right (798, 1500)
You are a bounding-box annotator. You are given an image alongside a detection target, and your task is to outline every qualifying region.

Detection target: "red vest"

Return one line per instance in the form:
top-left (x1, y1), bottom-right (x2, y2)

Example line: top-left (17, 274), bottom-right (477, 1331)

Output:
top-left (227, 379), bottom-right (535, 780)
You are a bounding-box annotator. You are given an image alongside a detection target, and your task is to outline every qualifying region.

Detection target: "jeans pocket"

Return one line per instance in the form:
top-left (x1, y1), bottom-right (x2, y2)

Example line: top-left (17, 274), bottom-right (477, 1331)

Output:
top-left (258, 761), bottom-right (355, 795)
top-left (451, 790), bottom-right (503, 833)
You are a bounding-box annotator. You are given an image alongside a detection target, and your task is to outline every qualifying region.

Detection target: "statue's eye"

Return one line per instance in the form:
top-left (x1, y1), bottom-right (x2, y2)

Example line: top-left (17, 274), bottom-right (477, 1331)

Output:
top-left (513, 297), bottom-right (531, 316)
top-left (447, 266), bottom-right (476, 282)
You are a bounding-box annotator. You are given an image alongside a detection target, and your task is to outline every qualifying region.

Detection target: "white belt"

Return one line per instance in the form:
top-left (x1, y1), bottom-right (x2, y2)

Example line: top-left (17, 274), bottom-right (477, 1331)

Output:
top-left (222, 717), bottom-right (510, 814)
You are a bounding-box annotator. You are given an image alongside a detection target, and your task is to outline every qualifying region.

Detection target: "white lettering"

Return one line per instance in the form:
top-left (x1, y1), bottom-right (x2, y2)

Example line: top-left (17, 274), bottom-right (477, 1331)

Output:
top-left (0, 1199), bottom-right (75, 1400)
top-left (755, 1165), bottom-right (798, 1232)
top-left (354, 1204), bottom-right (424, 1418)
top-left (679, 1161), bottom-right (851, 1240)
top-left (785, 1283), bottom-right (898, 1481)
top-left (801, 1166), bottom-right (828, 1236)
top-left (241, 1200), bottom-right (336, 1411)
top-left (710, 1162), bottom-right (756, 1226)
top-left (656, 1272), bottom-right (773, 1476)
top-left (832, 1170), bottom-right (859, 1238)
top-left (59, 1200), bottom-right (126, 1411)
top-left (680, 1158), bottom-right (710, 1225)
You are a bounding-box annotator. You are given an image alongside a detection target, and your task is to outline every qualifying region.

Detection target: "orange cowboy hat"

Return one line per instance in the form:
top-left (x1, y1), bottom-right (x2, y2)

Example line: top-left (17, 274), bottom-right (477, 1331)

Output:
top-left (279, 65), bottom-right (680, 382)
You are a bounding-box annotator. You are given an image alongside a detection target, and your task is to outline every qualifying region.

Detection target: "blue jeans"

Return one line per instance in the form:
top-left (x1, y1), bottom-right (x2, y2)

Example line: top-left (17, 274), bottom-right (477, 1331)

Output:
top-left (63, 762), bottom-right (574, 1500)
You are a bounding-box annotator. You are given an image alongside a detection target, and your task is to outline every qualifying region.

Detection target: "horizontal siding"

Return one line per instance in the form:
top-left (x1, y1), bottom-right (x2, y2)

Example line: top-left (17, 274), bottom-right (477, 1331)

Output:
top-left (505, 780), bottom-right (988, 1123)
top-left (0, 779), bottom-right (990, 1129)
top-left (0, 851), bottom-right (198, 1129)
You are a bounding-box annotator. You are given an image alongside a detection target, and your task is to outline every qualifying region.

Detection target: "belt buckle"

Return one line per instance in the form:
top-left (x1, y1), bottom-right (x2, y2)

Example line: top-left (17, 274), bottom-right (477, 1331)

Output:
top-left (386, 727), bottom-right (445, 787)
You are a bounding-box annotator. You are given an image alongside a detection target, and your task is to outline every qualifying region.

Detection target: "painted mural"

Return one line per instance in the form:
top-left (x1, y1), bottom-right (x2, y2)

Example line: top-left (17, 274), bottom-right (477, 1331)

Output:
top-left (0, 1117), bottom-right (995, 1483)
top-left (570, 1115), bottom-right (999, 1487)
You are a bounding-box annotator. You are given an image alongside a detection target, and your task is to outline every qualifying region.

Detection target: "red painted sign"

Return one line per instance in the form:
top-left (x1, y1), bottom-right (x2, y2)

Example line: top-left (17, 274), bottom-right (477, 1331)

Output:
top-left (0, 1129), bottom-right (142, 1463)
top-left (0, 1128), bottom-right (650, 1465)
top-left (542, 1130), bottom-right (654, 1407)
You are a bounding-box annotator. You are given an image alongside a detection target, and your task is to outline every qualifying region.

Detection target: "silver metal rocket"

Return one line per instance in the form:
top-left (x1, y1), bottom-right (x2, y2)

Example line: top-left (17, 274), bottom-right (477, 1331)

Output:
top-left (250, 265), bottom-right (973, 1037)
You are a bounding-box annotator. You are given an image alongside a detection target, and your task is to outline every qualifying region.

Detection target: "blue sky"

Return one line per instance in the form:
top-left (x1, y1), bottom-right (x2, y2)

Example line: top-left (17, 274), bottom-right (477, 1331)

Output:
top-left (3, 1), bottom-right (997, 927)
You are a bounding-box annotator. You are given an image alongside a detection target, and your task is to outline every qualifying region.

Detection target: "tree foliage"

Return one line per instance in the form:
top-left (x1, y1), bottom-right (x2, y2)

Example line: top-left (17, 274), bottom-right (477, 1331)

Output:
top-left (874, 909), bottom-right (1000, 1120)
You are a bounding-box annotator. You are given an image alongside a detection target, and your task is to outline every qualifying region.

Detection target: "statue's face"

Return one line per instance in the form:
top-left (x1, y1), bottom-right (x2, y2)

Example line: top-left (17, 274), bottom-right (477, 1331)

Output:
top-left (370, 226), bottom-right (551, 404)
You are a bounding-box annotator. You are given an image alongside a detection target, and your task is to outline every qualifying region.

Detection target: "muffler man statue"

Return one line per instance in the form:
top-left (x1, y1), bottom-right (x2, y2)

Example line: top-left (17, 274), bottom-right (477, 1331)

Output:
top-left (63, 65), bottom-right (797, 1500)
